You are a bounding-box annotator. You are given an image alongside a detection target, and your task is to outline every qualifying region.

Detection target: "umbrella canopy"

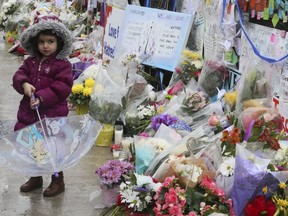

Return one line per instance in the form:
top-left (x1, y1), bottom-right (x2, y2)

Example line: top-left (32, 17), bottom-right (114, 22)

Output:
top-left (0, 114), bottom-right (102, 176)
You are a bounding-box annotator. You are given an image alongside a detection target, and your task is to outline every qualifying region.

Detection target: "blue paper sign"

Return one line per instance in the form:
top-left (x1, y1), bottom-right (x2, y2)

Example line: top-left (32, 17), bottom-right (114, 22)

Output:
top-left (115, 5), bottom-right (193, 72)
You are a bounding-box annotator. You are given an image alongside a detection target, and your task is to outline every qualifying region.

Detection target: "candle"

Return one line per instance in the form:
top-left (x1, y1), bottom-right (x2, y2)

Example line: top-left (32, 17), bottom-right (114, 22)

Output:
top-left (121, 137), bottom-right (133, 151)
top-left (112, 150), bottom-right (120, 158)
top-left (114, 125), bottom-right (123, 144)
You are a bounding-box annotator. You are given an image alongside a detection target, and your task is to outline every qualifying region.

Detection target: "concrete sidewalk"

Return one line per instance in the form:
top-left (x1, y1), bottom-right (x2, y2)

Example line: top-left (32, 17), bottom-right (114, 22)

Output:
top-left (0, 38), bottom-right (111, 216)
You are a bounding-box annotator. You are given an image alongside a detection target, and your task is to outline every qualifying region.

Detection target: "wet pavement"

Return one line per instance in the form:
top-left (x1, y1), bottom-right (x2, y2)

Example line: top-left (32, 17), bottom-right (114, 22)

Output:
top-left (0, 33), bottom-right (112, 216)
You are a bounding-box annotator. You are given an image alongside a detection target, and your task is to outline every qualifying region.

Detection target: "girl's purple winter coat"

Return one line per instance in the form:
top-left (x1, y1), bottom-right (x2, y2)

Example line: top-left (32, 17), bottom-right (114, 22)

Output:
top-left (12, 55), bottom-right (73, 130)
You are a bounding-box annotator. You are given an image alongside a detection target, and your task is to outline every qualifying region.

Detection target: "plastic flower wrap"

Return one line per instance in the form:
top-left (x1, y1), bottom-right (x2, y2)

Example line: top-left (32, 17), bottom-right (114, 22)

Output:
top-left (273, 141), bottom-right (288, 171)
top-left (89, 65), bottom-right (127, 124)
top-left (119, 173), bottom-right (162, 214)
top-left (231, 144), bottom-right (279, 216)
top-left (134, 136), bottom-right (172, 174)
top-left (235, 64), bottom-right (272, 114)
top-left (170, 155), bottom-right (215, 188)
top-left (198, 61), bottom-right (229, 100)
top-left (154, 175), bottom-right (234, 216)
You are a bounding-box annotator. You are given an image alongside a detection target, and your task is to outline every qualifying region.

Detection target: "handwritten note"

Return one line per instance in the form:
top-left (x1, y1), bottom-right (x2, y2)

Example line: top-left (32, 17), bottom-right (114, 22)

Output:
top-left (115, 5), bottom-right (193, 71)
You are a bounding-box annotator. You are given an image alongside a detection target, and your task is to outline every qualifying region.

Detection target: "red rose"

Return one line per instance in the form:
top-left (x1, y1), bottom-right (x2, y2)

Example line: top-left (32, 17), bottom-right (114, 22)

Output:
top-left (266, 199), bottom-right (276, 216)
top-left (253, 195), bottom-right (267, 212)
top-left (244, 196), bottom-right (276, 216)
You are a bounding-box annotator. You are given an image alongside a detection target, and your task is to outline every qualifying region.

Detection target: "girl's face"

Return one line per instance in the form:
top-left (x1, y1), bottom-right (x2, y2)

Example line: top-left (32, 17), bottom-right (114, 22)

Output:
top-left (38, 34), bottom-right (58, 57)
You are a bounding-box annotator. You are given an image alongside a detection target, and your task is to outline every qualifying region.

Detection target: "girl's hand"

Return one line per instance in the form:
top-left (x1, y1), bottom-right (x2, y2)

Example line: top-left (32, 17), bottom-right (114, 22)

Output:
top-left (30, 96), bottom-right (40, 110)
top-left (22, 82), bottom-right (36, 98)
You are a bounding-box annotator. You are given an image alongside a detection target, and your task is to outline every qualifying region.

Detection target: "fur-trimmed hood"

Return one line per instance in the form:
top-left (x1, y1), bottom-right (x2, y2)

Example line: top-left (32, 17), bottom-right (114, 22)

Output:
top-left (20, 16), bottom-right (73, 60)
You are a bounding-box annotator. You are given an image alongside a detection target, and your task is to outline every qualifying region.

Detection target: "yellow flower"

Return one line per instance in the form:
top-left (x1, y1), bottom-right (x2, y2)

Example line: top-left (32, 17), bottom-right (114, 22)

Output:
top-left (279, 182), bottom-right (287, 189)
top-left (157, 105), bottom-right (165, 114)
top-left (183, 50), bottom-right (201, 60)
top-left (262, 186), bottom-right (268, 194)
top-left (83, 87), bottom-right (93, 96)
top-left (224, 91), bottom-right (237, 106)
top-left (277, 198), bottom-right (288, 208)
top-left (72, 84), bottom-right (84, 94)
top-left (84, 78), bottom-right (95, 88)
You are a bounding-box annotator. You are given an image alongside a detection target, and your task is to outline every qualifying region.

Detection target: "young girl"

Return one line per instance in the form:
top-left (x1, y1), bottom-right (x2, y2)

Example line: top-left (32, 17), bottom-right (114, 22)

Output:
top-left (12, 15), bottom-right (73, 197)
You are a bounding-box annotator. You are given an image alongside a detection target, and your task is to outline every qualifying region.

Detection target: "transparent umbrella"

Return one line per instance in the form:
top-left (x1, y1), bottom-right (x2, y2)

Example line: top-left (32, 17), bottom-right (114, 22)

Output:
top-left (0, 113), bottom-right (102, 177)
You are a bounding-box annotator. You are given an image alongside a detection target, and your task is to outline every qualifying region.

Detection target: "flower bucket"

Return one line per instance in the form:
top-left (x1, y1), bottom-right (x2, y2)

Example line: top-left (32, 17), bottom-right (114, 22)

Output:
top-left (100, 185), bottom-right (119, 207)
top-left (76, 104), bottom-right (89, 115)
top-left (95, 124), bottom-right (114, 147)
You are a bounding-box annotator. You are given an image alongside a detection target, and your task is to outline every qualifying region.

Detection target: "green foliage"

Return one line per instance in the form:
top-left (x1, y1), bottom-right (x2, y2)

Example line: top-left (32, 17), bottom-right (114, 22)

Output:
top-left (89, 98), bottom-right (123, 124)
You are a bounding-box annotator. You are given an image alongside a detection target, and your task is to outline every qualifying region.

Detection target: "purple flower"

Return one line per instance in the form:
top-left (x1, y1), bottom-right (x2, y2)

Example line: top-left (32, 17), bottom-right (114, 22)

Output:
top-left (151, 114), bottom-right (178, 131)
top-left (170, 120), bottom-right (192, 132)
top-left (95, 159), bottom-right (135, 186)
top-left (133, 187), bottom-right (149, 193)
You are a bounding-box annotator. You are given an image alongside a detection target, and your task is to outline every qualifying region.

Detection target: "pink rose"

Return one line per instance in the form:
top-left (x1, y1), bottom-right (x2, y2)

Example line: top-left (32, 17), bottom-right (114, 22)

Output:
top-left (165, 189), bottom-right (178, 204)
top-left (208, 115), bottom-right (220, 126)
top-left (168, 205), bottom-right (182, 215)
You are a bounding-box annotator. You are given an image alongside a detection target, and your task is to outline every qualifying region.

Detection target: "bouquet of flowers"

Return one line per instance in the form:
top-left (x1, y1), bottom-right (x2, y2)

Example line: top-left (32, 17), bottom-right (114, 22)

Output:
top-left (244, 116), bottom-right (283, 151)
top-left (243, 177), bottom-right (288, 216)
top-left (95, 159), bottom-right (135, 189)
top-left (154, 175), bottom-right (234, 216)
top-left (169, 49), bottom-right (202, 86)
top-left (181, 91), bottom-right (209, 115)
top-left (220, 126), bottom-right (241, 157)
top-left (69, 77), bottom-right (95, 106)
top-left (125, 104), bottom-right (157, 136)
top-left (89, 66), bottom-right (127, 124)
top-left (119, 173), bottom-right (162, 214)
top-left (90, 159), bottom-right (135, 209)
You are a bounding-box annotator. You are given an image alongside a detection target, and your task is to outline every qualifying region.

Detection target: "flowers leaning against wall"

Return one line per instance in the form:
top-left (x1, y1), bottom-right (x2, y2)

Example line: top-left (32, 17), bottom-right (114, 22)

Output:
top-left (69, 77), bottom-right (95, 107)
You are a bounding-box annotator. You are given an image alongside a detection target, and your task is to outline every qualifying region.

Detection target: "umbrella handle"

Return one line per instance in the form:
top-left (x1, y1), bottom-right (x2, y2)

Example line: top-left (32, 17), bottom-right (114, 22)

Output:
top-left (31, 93), bottom-right (39, 110)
